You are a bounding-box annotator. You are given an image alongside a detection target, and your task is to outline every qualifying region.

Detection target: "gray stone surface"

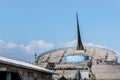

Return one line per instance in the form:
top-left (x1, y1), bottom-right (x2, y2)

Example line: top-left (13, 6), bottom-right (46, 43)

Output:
top-left (37, 47), bottom-right (118, 79)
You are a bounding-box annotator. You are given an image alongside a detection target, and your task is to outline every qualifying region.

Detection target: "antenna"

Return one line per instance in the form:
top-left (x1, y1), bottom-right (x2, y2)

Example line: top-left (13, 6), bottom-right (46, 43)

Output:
top-left (35, 51), bottom-right (37, 64)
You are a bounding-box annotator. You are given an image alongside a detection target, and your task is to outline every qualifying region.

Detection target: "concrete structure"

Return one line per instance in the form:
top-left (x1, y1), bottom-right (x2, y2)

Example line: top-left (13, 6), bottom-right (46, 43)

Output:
top-left (36, 14), bottom-right (120, 80)
top-left (0, 56), bottom-right (55, 80)
top-left (37, 47), bottom-right (118, 80)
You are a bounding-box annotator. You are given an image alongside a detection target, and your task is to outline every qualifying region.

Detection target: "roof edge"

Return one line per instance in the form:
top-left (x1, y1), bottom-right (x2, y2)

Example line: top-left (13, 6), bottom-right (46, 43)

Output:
top-left (0, 56), bottom-right (55, 74)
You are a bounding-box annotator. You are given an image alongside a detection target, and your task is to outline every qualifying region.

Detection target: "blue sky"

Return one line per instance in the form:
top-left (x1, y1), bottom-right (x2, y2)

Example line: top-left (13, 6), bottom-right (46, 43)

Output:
top-left (0, 0), bottom-right (120, 62)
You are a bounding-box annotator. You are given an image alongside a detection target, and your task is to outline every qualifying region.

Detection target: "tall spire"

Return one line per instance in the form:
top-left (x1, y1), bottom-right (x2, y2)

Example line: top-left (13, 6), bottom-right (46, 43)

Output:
top-left (76, 13), bottom-right (84, 50)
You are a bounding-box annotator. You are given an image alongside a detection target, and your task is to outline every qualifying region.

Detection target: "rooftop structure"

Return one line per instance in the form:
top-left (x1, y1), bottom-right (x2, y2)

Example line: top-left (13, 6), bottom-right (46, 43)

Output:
top-left (36, 14), bottom-right (119, 80)
top-left (76, 13), bottom-right (84, 50)
top-left (0, 56), bottom-right (55, 80)
top-left (0, 56), bottom-right (55, 74)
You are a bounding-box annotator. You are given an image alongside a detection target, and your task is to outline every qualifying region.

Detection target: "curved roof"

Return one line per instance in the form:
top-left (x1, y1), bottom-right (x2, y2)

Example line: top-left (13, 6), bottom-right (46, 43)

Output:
top-left (37, 47), bottom-right (117, 64)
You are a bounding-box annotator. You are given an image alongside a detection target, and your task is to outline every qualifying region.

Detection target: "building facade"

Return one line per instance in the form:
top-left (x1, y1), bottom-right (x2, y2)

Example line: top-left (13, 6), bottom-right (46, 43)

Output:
top-left (0, 56), bottom-right (55, 80)
top-left (36, 14), bottom-right (120, 80)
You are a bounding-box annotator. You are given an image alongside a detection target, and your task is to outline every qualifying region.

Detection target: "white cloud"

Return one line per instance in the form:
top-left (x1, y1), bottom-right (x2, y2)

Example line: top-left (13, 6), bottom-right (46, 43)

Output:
top-left (21, 40), bottom-right (54, 54)
top-left (0, 40), bottom-right (54, 62)
top-left (84, 42), bottom-right (106, 48)
top-left (64, 40), bottom-right (77, 47)
top-left (64, 39), bottom-right (105, 48)
top-left (0, 39), bottom-right (119, 63)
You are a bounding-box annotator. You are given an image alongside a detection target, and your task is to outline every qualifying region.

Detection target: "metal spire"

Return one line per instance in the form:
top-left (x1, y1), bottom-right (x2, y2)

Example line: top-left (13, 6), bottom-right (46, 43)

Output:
top-left (76, 13), bottom-right (84, 50)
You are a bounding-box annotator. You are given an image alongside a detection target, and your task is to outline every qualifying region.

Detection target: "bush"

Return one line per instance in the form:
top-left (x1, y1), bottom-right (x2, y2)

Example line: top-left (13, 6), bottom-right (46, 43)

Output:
top-left (59, 76), bottom-right (67, 80)
top-left (72, 78), bottom-right (77, 80)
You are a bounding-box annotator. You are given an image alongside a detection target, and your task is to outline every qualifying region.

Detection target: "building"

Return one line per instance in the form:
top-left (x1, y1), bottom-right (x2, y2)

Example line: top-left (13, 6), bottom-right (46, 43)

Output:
top-left (0, 56), bottom-right (55, 80)
top-left (36, 14), bottom-right (120, 80)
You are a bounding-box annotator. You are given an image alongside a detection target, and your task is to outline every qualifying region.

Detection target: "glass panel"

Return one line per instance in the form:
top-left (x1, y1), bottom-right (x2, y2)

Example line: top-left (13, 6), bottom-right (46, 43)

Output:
top-left (64, 55), bottom-right (89, 62)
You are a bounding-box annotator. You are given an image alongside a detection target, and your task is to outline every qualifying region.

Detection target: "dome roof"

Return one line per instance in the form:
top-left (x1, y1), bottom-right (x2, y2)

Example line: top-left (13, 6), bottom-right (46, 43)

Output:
top-left (36, 14), bottom-right (119, 80)
top-left (37, 47), bottom-right (117, 69)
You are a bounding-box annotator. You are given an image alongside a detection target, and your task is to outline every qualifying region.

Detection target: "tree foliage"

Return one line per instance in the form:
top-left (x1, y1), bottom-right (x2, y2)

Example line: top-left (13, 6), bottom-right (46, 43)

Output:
top-left (59, 76), bottom-right (67, 80)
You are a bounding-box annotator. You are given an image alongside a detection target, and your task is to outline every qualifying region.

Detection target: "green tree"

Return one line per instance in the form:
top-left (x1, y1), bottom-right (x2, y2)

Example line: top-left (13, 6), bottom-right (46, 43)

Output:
top-left (72, 78), bottom-right (77, 80)
top-left (59, 76), bottom-right (67, 80)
